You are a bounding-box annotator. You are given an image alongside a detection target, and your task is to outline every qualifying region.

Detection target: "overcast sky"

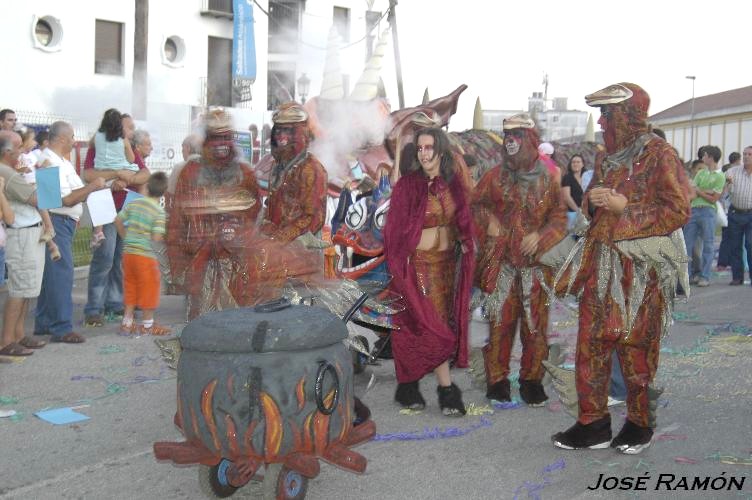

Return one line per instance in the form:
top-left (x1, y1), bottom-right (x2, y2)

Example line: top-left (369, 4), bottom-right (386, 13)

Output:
top-left (369, 0), bottom-right (750, 130)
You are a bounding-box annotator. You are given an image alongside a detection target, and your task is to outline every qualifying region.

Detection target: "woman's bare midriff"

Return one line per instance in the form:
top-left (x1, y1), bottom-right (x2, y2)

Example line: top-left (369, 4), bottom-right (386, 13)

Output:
top-left (416, 226), bottom-right (453, 251)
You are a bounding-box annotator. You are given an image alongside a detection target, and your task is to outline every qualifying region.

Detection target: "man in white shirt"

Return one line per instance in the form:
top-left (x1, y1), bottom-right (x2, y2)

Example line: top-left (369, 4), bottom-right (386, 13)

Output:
top-left (725, 146), bottom-right (752, 285)
top-left (34, 121), bottom-right (105, 343)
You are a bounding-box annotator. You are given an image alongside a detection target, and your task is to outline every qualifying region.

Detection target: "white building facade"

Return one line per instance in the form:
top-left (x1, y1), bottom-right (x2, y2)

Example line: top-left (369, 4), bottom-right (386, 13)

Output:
top-left (4, 0), bottom-right (389, 170)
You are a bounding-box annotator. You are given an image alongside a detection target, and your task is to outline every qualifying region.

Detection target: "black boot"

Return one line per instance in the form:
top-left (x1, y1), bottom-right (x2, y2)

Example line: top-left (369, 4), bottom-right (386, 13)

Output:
top-left (519, 379), bottom-right (548, 407)
top-left (437, 383), bottom-right (466, 416)
top-left (486, 379), bottom-right (511, 402)
top-left (610, 420), bottom-right (653, 454)
top-left (552, 415), bottom-right (612, 450)
top-left (394, 381), bottom-right (426, 410)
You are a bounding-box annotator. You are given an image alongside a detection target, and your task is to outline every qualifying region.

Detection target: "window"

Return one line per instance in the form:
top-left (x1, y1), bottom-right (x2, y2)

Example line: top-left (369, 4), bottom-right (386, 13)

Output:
top-left (269, 1), bottom-right (301, 54)
top-left (162, 35), bottom-right (186, 67)
top-left (95, 20), bottom-right (124, 75)
top-left (333, 6), bottom-right (350, 42)
top-left (32, 15), bottom-right (63, 52)
top-left (205, 0), bottom-right (232, 14)
top-left (207, 36), bottom-right (232, 106)
top-left (35, 20), bottom-right (52, 46)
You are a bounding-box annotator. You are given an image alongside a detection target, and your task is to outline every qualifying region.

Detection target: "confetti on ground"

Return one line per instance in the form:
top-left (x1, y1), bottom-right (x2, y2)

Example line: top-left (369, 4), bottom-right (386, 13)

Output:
top-left (512, 459), bottom-right (566, 500)
top-left (674, 456), bottom-right (699, 464)
top-left (634, 459), bottom-right (652, 470)
top-left (398, 408), bottom-right (423, 416)
top-left (465, 403), bottom-right (494, 416)
top-left (0, 356), bottom-right (27, 364)
top-left (492, 401), bottom-right (521, 410)
top-left (654, 433), bottom-right (687, 442)
top-left (373, 416), bottom-right (492, 442)
top-left (720, 457), bottom-right (752, 466)
top-left (0, 410), bottom-right (17, 418)
top-left (8, 412), bottom-right (24, 422)
top-left (672, 311), bottom-right (699, 321)
top-left (98, 345), bottom-right (125, 355)
top-left (0, 396), bottom-right (20, 405)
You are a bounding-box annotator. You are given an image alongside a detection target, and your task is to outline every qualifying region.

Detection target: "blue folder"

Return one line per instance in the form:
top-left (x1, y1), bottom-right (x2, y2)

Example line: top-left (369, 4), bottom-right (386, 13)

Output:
top-left (35, 166), bottom-right (62, 209)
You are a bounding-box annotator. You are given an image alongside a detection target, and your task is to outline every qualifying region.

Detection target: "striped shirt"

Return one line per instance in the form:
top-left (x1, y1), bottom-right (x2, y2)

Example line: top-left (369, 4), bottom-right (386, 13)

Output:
top-left (117, 197), bottom-right (165, 258)
top-left (726, 166), bottom-right (752, 210)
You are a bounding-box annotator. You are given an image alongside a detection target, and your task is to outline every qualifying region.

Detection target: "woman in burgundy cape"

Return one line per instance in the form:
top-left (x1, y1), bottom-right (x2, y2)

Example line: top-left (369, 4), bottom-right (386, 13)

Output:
top-left (384, 127), bottom-right (476, 416)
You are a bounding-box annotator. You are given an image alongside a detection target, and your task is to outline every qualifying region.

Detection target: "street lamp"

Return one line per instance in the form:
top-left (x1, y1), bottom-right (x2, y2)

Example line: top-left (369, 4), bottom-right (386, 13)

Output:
top-left (686, 75), bottom-right (696, 159)
top-left (297, 73), bottom-right (311, 104)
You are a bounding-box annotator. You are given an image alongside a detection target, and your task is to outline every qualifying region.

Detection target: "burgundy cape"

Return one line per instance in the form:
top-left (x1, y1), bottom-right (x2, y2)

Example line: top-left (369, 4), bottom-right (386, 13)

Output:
top-left (384, 170), bottom-right (476, 383)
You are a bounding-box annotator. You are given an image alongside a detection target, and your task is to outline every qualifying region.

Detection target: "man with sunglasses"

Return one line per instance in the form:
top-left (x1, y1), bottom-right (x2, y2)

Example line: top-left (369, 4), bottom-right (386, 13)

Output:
top-left (472, 113), bottom-right (567, 407)
top-left (552, 83), bottom-right (690, 454)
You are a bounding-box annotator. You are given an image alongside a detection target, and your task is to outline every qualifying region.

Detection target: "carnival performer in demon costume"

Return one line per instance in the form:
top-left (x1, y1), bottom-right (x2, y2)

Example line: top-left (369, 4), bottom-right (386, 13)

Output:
top-left (552, 83), bottom-right (690, 454)
top-left (472, 113), bottom-right (568, 406)
top-left (166, 110), bottom-right (260, 320)
top-left (384, 127), bottom-right (475, 416)
top-left (259, 103), bottom-right (328, 244)
top-left (229, 103), bottom-right (328, 305)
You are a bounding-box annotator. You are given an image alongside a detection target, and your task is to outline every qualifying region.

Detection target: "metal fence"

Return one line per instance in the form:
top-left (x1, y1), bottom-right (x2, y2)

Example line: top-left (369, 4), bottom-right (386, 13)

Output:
top-left (14, 109), bottom-right (191, 266)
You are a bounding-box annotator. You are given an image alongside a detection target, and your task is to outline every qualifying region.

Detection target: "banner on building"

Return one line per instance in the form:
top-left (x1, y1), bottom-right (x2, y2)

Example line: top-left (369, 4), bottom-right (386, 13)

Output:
top-left (232, 0), bottom-right (256, 81)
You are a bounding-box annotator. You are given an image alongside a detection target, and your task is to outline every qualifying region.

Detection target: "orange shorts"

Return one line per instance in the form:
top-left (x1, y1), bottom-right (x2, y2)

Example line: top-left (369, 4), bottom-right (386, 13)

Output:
top-left (123, 253), bottom-right (161, 310)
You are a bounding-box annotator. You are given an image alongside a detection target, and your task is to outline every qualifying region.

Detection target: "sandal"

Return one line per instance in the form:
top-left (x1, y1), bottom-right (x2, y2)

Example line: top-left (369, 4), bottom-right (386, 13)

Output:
top-left (19, 337), bottom-right (47, 349)
top-left (138, 324), bottom-right (172, 336)
top-left (84, 314), bottom-right (104, 327)
top-left (0, 342), bottom-right (34, 356)
top-left (51, 332), bottom-right (86, 344)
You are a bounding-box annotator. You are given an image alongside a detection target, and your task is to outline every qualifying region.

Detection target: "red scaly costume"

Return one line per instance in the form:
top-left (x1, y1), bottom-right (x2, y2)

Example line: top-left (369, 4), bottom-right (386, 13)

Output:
top-left (552, 83), bottom-right (690, 453)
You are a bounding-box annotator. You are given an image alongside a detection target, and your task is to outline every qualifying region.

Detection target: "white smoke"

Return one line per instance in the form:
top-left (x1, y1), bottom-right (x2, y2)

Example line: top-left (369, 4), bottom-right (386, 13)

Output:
top-left (309, 99), bottom-right (389, 186)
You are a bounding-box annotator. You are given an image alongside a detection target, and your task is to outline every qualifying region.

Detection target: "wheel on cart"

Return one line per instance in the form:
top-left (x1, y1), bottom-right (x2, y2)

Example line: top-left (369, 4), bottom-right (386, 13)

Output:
top-left (262, 463), bottom-right (309, 500)
top-left (198, 459), bottom-right (239, 498)
top-left (351, 335), bottom-right (370, 375)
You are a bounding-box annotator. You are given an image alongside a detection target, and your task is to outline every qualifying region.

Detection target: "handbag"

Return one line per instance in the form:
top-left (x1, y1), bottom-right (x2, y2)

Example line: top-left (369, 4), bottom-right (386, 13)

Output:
top-left (715, 201), bottom-right (728, 228)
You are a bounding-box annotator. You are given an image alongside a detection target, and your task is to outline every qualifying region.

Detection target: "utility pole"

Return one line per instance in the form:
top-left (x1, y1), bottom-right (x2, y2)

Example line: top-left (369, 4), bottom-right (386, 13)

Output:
top-left (388, 0), bottom-right (405, 109)
top-left (133, 0), bottom-right (148, 120)
top-left (686, 75), bottom-right (696, 159)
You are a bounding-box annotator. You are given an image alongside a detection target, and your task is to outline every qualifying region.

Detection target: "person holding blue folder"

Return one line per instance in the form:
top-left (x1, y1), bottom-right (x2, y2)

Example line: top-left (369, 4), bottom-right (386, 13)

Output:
top-left (34, 121), bottom-right (106, 344)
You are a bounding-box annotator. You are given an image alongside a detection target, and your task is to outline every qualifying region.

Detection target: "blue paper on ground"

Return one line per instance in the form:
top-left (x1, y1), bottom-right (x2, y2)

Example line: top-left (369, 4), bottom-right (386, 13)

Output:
top-left (35, 166), bottom-right (62, 209)
top-left (35, 407), bottom-right (90, 425)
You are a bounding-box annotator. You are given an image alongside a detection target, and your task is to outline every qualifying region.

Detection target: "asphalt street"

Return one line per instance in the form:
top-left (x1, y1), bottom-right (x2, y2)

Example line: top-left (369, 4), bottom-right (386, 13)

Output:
top-left (0, 268), bottom-right (751, 500)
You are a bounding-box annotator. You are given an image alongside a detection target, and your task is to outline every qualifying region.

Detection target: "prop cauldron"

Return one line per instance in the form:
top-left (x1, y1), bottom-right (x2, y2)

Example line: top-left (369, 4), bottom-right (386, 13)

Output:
top-left (154, 298), bottom-right (376, 499)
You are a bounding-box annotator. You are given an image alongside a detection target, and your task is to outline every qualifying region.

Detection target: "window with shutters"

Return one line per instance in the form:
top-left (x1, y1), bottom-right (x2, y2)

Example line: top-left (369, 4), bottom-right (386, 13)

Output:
top-left (94, 20), bottom-right (124, 75)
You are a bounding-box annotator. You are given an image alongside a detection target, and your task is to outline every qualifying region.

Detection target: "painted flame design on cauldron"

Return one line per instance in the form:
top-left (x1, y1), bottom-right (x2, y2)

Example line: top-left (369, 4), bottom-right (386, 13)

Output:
top-left (155, 370), bottom-right (375, 477)
top-left (200, 379), bottom-right (222, 452)
top-left (260, 391), bottom-right (283, 458)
